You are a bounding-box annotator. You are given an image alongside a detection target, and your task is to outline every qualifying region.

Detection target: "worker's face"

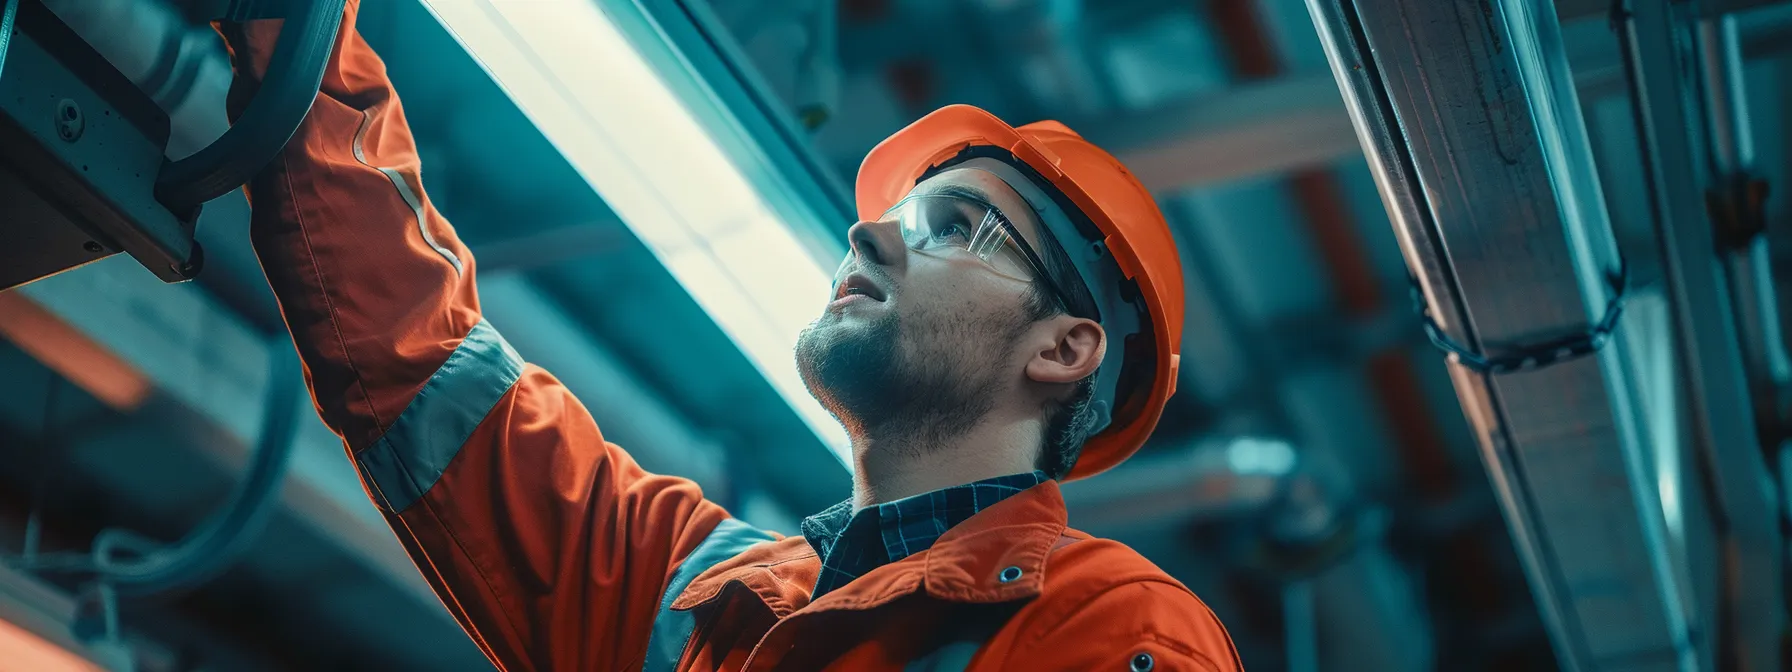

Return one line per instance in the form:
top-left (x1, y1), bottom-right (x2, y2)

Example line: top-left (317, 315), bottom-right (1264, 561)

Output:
top-left (795, 168), bottom-right (1058, 451)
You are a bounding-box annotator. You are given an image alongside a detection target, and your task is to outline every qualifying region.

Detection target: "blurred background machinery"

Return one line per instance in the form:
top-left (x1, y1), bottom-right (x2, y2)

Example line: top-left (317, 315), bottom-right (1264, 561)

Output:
top-left (1, 0), bottom-right (1789, 670)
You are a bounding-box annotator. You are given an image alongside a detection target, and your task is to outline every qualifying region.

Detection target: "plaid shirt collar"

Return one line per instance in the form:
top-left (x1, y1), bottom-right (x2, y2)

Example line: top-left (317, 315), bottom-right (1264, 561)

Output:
top-left (799, 471), bottom-right (1049, 599)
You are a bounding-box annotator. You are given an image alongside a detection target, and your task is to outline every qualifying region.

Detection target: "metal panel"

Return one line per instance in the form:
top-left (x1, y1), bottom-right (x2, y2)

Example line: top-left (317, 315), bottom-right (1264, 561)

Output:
top-left (1305, 0), bottom-right (1704, 670)
top-left (0, 0), bottom-right (197, 289)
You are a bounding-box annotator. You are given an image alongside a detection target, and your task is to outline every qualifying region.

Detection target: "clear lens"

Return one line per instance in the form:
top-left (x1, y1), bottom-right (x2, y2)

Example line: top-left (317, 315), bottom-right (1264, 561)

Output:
top-left (879, 194), bottom-right (1031, 279)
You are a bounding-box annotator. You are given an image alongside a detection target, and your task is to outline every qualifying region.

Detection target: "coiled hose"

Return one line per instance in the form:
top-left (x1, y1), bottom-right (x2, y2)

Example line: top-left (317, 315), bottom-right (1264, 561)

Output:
top-left (96, 341), bottom-right (301, 596)
top-left (18, 341), bottom-right (302, 598)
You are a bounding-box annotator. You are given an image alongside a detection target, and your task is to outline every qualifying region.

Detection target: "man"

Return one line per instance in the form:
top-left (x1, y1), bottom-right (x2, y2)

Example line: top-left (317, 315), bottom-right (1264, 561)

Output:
top-left (219, 2), bottom-right (1240, 670)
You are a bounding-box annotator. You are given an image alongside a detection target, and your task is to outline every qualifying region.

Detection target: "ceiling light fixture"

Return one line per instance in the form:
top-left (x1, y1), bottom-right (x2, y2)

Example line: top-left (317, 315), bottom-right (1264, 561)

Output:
top-left (421, 0), bottom-right (851, 464)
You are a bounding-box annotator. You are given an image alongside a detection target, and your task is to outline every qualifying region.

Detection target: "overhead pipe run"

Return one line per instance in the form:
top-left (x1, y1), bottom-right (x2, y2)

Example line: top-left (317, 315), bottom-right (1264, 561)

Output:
top-left (1691, 13), bottom-right (1792, 620)
top-left (1695, 14), bottom-right (1789, 421)
top-left (1617, 2), bottom-right (1787, 668)
top-left (1304, 0), bottom-right (1731, 669)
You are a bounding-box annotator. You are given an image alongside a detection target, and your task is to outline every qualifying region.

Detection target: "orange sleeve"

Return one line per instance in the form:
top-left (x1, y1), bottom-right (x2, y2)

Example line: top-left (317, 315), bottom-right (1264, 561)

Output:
top-left (218, 3), bottom-right (733, 669)
top-left (1008, 581), bottom-right (1244, 672)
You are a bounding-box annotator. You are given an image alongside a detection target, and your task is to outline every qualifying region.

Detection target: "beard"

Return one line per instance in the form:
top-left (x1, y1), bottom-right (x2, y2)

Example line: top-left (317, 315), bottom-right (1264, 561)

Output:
top-left (795, 286), bottom-right (1022, 457)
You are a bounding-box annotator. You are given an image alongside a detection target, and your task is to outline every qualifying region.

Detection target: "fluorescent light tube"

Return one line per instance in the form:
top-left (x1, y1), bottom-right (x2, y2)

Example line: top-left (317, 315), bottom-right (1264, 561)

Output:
top-left (421, 0), bottom-right (851, 464)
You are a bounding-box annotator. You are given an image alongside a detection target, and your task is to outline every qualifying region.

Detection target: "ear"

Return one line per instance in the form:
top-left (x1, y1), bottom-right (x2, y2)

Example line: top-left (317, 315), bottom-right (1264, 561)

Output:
top-left (1025, 317), bottom-right (1105, 385)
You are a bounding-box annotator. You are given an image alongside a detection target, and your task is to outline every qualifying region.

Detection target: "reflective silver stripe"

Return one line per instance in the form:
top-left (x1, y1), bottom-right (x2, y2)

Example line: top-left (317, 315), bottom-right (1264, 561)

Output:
top-left (356, 318), bottom-right (522, 514)
top-left (354, 109), bottom-right (463, 275)
top-left (642, 518), bottom-right (776, 672)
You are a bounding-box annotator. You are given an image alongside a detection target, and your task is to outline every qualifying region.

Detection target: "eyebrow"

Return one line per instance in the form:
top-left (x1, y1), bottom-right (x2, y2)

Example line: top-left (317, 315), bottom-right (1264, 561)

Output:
top-left (925, 183), bottom-right (1035, 235)
top-left (927, 183), bottom-right (999, 210)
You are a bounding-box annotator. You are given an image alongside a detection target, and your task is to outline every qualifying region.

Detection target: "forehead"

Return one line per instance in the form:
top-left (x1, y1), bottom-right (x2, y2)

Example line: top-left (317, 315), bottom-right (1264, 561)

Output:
top-left (907, 168), bottom-right (1047, 244)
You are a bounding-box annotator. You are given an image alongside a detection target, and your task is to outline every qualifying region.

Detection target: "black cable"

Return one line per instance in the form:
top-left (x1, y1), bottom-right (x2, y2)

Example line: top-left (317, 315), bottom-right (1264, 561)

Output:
top-left (1411, 263), bottom-right (1629, 375)
top-left (92, 340), bottom-right (301, 596)
top-left (7, 340), bottom-right (302, 598)
top-left (155, 0), bottom-right (347, 213)
top-left (23, 373), bottom-right (62, 563)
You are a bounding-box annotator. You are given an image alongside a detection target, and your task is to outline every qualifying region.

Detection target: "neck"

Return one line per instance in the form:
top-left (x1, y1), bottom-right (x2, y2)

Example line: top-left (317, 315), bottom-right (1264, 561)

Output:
top-left (848, 412), bottom-right (1044, 509)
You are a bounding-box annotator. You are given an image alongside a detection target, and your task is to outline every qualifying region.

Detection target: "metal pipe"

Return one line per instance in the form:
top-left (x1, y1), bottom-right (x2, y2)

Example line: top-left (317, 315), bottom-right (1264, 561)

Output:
top-left (1283, 580), bottom-right (1317, 672)
top-left (1695, 15), bottom-right (1792, 418)
top-left (1695, 5), bottom-right (1792, 633)
top-left (1699, 17), bottom-right (1755, 173)
top-left (39, 0), bottom-right (233, 158)
top-left (1619, 1), bottom-right (1786, 668)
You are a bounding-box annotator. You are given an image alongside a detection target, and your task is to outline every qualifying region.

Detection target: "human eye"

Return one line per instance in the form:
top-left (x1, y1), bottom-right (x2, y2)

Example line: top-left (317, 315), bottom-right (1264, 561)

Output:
top-left (930, 215), bottom-right (973, 244)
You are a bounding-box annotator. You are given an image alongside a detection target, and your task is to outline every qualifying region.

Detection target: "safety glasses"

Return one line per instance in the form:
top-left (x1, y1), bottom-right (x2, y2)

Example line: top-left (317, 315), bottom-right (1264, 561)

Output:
top-left (845, 192), bottom-right (1071, 311)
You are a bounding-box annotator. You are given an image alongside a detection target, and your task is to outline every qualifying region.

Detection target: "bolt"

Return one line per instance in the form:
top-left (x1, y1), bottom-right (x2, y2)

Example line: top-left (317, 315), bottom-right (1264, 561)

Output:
top-left (82, 241), bottom-right (102, 253)
top-left (55, 99), bottom-right (84, 142)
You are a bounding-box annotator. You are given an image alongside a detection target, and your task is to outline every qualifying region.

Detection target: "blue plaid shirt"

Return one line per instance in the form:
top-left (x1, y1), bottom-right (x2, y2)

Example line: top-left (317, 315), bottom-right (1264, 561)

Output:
top-left (800, 471), bottom-right (1049, 599)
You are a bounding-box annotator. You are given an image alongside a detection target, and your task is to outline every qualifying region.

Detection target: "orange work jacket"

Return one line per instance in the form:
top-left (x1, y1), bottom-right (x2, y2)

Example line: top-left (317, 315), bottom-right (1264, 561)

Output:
top-left (218, 3), bottom-right (1243, 670)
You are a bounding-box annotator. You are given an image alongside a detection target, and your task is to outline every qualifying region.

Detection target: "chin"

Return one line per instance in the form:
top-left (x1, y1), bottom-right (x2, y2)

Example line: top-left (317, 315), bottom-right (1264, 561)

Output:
top-left (796, 306), bottom-right (901, 415)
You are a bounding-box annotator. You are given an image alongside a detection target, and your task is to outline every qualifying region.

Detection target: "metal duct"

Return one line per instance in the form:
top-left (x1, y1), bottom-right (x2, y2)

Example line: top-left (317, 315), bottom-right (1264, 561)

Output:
top-left (1303, 0), bottom-right (1745, 670)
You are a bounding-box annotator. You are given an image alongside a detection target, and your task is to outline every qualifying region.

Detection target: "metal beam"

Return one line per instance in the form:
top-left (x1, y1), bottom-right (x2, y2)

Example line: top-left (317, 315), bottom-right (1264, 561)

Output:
top-left (1306, 0), bottom-right (1709, 670)
top-left (1082, 74), bottom-right (1359, 192)
top-left (1618, 1), bottom-right (1785, 668)
top-left (1059, 3), bottom-right (1792, 194)
top-left (468, 222), bottom-right (631, 273)
top-left (1558, 0), bottom-right (1785, 21)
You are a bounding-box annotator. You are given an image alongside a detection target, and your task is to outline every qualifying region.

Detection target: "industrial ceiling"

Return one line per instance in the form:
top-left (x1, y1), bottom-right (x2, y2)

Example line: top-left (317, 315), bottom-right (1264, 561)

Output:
top-left (2, 0), bottom-right (1790, 670)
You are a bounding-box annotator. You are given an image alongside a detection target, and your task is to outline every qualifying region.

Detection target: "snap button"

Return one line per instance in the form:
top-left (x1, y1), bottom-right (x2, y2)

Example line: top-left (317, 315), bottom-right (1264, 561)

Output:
top-left (998, 566), bottom-right (1023, 583)
top-left (1130, 652), bottom-right (1154, 671)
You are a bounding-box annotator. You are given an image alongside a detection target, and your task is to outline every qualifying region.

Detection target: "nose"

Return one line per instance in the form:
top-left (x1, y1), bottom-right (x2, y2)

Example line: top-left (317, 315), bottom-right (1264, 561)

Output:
top-left (845, 217), bottom-right (906, 274)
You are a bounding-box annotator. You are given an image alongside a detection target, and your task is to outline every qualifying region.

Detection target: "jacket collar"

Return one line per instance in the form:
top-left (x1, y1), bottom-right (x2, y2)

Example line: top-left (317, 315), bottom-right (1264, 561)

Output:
top-left (671, 479), bottom-right (1071, 615)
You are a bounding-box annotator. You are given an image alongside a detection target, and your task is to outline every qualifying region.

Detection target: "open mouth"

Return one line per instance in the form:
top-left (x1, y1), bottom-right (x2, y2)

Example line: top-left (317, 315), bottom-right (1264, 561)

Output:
top-left (834, 272), bottom-right (887, 303)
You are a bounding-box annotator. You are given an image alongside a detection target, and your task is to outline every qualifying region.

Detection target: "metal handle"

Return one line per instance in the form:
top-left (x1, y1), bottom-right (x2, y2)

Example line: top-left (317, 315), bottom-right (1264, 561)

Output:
top-left (154, 0), bottom-right (345, 214)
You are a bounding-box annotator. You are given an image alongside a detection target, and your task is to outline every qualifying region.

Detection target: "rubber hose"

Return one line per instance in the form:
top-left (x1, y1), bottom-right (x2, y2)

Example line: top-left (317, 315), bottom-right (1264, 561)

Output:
top-left (93, 339), bottom-right (302, 596)
top-left (154, 0), bottom-right (345, 213)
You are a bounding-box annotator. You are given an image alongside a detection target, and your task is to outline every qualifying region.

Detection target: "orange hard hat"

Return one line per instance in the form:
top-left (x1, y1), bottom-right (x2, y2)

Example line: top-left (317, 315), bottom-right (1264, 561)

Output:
top-left (856, 104), bottom-right (1185, 480)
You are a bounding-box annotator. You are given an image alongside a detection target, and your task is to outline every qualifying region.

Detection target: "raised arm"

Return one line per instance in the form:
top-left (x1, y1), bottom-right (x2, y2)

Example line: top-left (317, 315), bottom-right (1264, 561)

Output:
top-left (218, 3), bottom-right (755, 669)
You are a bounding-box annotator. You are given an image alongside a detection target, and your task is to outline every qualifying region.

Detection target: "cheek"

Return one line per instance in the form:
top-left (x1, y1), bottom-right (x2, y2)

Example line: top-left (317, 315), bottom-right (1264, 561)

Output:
top-left (902, 258), bottom-right (1007, 316)
top-left (900, 258), bottom-right (1029, 334)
